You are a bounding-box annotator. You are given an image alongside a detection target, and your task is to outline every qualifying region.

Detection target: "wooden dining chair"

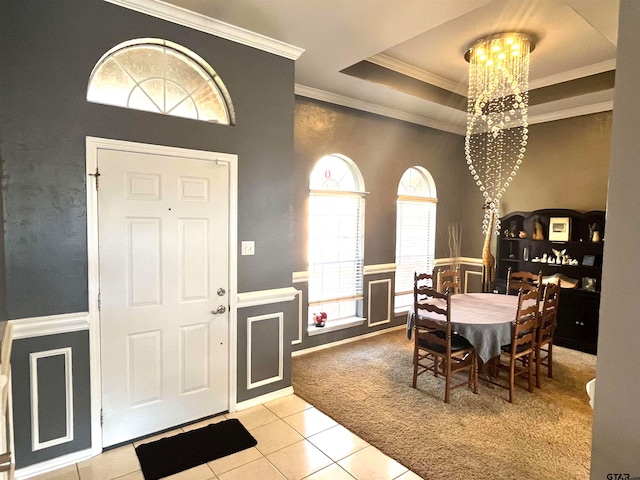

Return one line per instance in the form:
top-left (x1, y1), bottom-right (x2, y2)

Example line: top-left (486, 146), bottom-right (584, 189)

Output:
top-left (437, 267), bottom-right (461, 295)
top-left (414, 271), bottom-right (434, 289)
top-left (506, 267), bottom-right (542, 295)
top-left (535, 282), bottom-right (561, 388)
top-left (487, 287), bottom-right (540, 403)
top-left (412, 283), bottom-right (477, 403)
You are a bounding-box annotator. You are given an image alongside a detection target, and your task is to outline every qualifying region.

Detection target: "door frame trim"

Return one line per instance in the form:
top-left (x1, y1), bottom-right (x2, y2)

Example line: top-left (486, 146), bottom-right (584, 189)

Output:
top-left (85, 136), bottom-right (238, 455)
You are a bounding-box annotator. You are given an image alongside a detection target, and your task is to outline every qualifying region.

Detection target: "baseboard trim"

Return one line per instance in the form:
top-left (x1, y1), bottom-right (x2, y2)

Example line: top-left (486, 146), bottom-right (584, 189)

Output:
top-left (14, 448), bottom-right (93, 480)
top-left (292, 324), bottom-right (405, 357)
top-left (235, 386), bottom-right (294, 411)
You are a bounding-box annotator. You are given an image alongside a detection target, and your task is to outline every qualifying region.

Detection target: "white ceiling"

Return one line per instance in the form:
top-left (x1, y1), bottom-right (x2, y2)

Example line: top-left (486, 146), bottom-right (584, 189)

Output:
top-left (123, 0), bottom-right (619, 134)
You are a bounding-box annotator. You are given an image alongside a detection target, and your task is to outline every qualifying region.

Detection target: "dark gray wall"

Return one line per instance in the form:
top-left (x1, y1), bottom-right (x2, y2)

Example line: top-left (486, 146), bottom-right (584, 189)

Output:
top-left (0, 0), bottom-right (295, 319)
top-left (1, 0), bottom-right (296, 468)
top-left (293, 97), bottom-right (471, 271)
top-left (500, 112), bottom-right (611, 214)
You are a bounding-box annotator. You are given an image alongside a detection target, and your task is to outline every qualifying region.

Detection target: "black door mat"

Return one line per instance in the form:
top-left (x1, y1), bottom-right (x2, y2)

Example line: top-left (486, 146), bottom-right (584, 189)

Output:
top-left (134, 418), bottom-right (257, 480)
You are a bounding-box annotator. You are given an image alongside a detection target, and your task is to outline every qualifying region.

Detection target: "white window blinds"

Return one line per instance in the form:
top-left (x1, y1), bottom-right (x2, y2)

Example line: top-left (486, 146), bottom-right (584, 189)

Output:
top-left (307, 155), bottom-right (365, 320)
top-left (308, 193), bottom-right (364, 304)
top-left (395, 167), bottom-right (437, 310)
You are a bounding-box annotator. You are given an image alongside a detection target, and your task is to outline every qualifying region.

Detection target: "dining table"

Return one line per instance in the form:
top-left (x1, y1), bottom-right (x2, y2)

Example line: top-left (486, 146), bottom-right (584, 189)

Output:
top-left (407, 292), bottom-right (520, 363)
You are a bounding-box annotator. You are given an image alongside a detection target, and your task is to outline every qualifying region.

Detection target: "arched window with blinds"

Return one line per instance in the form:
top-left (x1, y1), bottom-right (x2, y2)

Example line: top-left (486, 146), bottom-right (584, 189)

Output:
top-left (395, 166), bottom-right (437, 311)
top-left (308, 154), bottom-right (365, 326)
top-left (87, 38), bottom-right (235, 125)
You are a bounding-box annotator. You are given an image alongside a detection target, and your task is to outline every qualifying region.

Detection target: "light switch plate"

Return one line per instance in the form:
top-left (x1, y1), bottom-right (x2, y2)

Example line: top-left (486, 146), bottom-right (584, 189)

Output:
top-left (241, 241), bottom-right (255, 255)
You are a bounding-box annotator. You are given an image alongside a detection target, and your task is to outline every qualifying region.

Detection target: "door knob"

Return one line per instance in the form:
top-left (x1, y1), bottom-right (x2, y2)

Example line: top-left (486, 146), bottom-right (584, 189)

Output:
top-left (212, 305), bottom-right (227, 314)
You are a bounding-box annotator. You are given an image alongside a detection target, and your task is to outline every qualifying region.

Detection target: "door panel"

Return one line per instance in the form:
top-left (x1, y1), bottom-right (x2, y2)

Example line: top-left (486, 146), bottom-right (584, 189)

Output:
top-left (98, 147), bottom-right (229, 447)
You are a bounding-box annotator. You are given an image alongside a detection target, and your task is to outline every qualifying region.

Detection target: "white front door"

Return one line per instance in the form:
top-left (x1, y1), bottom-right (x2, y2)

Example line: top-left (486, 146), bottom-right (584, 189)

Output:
top-left (97, 145), bottom-right (230, 447)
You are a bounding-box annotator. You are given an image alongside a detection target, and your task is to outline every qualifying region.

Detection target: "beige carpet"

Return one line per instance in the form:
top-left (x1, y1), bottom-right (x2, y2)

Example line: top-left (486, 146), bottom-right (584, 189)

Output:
top-left (292, 328), bottom-right (596, 480)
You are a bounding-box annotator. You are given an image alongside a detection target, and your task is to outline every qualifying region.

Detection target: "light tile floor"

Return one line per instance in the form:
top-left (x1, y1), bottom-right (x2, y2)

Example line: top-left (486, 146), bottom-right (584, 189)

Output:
top-left (28, 395), bottom-right (423, 480)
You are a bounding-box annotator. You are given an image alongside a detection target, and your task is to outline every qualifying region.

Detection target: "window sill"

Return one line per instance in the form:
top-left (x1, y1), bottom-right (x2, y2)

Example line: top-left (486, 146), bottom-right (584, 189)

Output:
top-left (307, 317), bottom-right (366, 336)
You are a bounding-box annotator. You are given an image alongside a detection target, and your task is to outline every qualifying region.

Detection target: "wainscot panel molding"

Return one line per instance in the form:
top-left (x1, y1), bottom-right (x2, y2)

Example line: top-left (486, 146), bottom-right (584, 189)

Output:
top-left (293, 263), bottom-right (396, 280)
top-left (11, 330), bottom-right (91, 471)
top-left (363, 263), bottom-right (396, 275)
top-left (292, 289), bottom-right (303, 346)
top-left (292, 271), bottom-right (308, 284)
top-left (433, 257), bottom-right (483, 293)
top-left (105, 0), bottom-right (304, 60)
top-left (30, 348), bottom-right (74, 452)
top-left (434, 257), bottom-right (483, 267)
top-left (10, 313), bottom-right (89, 340)
top-left (246, 313), bottom-right (283, 390)
top-left (237, 287), bottom-right (299, 308)
top-left (367, 279), bottom-right (392, 327)
top-left (459, 257), bottom-right (483, 266)
top-left (0, 325), bottom-right (11, 480)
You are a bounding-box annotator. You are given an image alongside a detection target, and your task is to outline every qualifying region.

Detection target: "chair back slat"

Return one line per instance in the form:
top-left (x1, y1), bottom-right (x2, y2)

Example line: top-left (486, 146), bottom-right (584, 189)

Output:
top-left (415, 291), bottom-right (449, 326)
top-left (437, 267), bottom-right (461, 295)
top-left (511, 288), bottom-right (540, 350)
top-left (413, 277), bottom-right (451, 346)
top-left (506, 267), bottom-right (542, 295)
top-left (414, 272), bottom-right (434, 289)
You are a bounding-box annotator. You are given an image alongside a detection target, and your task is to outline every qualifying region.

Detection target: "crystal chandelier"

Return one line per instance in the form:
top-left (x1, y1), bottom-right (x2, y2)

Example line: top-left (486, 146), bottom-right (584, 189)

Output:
top-left (464, 32), bottom-right (533, 234)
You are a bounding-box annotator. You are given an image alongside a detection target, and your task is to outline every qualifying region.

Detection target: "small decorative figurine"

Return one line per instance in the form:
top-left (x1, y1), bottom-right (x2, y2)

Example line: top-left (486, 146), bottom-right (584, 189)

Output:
top-left (533, 217), bottom-right (544, 240)
top-left (552, 248), bottom-right (566, 265)
top-left (313, 312), bottom-right (327, 327)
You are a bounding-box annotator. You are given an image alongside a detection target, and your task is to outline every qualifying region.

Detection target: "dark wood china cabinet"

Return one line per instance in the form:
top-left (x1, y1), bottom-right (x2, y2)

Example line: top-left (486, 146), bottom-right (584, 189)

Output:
top-left (495, 209), bottom-right (605, 354)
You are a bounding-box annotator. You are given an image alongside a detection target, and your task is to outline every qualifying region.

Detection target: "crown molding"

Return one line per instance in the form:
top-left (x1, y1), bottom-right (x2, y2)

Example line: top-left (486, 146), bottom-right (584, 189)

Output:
top-left (367, 54), bottom-right (468, 96)
top-left (529, 89), bottom-right (614, 125)
top-left (370, 54), bottom-right (616, 96)
top-left (104, 0), bottom-right (305, 60)
top-left (295, 84), bottom-right (466, 135)
top-left (529, 100), bottom-right (613, 125)
top-left (529, 59), bottom-right (617, 90)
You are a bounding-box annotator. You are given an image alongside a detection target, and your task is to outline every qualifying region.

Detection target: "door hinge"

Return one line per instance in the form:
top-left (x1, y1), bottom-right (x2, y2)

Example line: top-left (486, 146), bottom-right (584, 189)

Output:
top-left (100, 408), bottom-right (104, 426)
top-left (88, 168), bottom-right (101, 190)
top-left (98, 293), bottom-right (101, 311)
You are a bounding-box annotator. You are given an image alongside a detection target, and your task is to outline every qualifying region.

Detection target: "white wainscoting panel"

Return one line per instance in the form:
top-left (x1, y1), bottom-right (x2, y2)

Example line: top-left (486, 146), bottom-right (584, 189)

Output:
top-left (29, 348), bottom-right (74, 451)
top-left (246, 313), bottom-right (284, 390)
top-left (368, 278), bottom-right (392, 327)
top-left (10, 313), bottom-right (89, 340)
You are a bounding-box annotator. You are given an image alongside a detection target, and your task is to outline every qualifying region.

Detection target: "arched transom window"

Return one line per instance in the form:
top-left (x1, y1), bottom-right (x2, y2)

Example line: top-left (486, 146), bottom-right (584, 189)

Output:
top-left (308, 154), bottom-right (365, 327)
top-left (395, 166), bottom-right (437, 310)
top-left (87, 38), bottom-right (235, 124)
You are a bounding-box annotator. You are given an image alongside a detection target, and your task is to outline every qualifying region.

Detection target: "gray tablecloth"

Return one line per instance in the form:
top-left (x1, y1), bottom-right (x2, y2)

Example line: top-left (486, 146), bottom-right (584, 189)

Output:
top-left (407, 293), bottom-right (519, 363)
